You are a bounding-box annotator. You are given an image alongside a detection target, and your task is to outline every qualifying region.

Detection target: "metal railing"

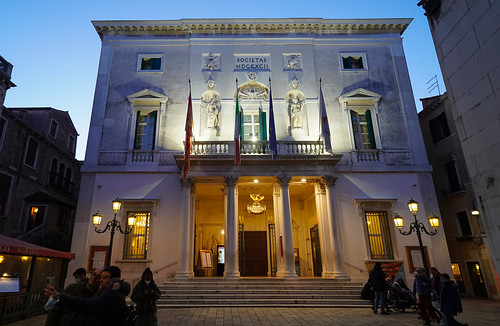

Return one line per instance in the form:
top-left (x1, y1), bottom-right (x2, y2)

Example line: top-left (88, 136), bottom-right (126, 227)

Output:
top-left (0, 291), bottom-right (46, 325)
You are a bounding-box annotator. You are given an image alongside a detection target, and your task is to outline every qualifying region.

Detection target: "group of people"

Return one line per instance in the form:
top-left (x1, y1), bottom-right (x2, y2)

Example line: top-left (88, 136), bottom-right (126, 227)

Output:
top-left (368, 262), bottom-right (467, 325)
top-left (44, 266), bottom-right (161, 326)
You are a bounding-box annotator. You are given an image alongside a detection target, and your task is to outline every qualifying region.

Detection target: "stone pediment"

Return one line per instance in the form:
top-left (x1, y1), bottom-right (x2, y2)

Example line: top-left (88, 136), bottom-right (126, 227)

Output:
top-left (127, 89), bottom-right (168, 107)
top-left (338, 88), bottom-right (381, 104)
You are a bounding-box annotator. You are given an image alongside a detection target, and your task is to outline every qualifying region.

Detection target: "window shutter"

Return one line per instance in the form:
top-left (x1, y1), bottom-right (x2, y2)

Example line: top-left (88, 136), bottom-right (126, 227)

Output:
top-left (152, 58), bottom-right (161, 70)
top-left (151, 111), bottom-right (157, 149)
top-left (350, 110), bottom-right (358, 149)
top-left (239, 107), bottom-right (244, 141)
top-left (365, 110), bottom-right (376, 149)
top-left (262, 111), bottom-right (267, 141)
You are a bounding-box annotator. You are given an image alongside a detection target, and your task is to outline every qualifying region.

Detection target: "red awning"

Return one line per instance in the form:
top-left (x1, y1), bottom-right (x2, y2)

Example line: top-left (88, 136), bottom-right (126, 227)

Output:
top-left (0, 234), bottom-right (75, 260)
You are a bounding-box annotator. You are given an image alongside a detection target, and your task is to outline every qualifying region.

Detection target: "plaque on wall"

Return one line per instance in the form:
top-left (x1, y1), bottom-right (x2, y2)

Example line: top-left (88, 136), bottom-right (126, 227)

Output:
top-left (234, 55), bottom-right (270, 71)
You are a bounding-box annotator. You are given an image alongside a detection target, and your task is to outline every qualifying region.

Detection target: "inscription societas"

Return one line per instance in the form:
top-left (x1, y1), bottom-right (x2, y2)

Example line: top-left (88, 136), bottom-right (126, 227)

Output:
top-left (234, 55), bottom-right (270, 70)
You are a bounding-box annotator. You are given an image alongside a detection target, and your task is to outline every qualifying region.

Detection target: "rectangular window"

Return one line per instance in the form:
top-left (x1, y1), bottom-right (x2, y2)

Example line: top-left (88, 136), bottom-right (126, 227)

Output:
top-left (365, 211), bottom-right (393, 259)
top-left (242, 111), bottom-right (260, 141)
top-left (340, 53), bottom-right (367, 71)
top-left (456, 211), bottom-right (472, 237)
top-left (0, 117), bottom-right (7, 151)
top-left (68, 135), bottom-right (76, 153)
top-left (27, 206), bottom-right (45, 231)
top-left (123, 211), bottom-right (150, 259)
top-left (445, 161), bottom-right (462, 193)
top-left (49, 120), bottom-right (58, 138)
top-left (134, 111), bottom-right (157, 150)
top-left (24, 137), bottom-right (39, 168)
top-left (0, 174), bottom-right (12, 216)
top-left (429, 112), bottom-right (450, 143)
top-left (351, 110), bottom-right (376, 149)
top-left (138, 55), bottom-right (163, 72)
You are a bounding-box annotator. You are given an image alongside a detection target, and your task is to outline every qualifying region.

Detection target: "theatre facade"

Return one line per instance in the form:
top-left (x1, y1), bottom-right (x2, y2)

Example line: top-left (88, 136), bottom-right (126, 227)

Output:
top-left (68, 18), bottom-right (451, 284)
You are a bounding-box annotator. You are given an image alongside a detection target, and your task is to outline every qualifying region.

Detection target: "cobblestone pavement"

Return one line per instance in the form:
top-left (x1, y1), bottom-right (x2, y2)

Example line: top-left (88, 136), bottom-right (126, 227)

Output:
top-left (7, 299), bottom-right (500, 325)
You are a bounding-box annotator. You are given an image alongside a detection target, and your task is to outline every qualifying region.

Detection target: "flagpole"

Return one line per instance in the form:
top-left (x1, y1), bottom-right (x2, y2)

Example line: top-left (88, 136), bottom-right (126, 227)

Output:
top-left (182, 79), bottom-right (193, 179)
top-left (234, 79), bottom-right (241, 166)
top-left (268, 77), bottom-right (278, 160)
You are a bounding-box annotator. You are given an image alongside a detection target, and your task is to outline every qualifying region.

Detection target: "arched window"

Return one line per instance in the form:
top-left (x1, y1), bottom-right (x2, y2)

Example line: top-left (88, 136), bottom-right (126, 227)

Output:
top-left (58, 163), bottom-right (65, 188)
top-left (65, 168), bottom-right (72, 192)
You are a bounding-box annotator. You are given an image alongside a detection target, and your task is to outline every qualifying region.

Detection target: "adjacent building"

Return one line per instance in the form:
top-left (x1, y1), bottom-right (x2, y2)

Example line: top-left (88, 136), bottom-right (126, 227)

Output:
top-left (0, 55), bottom-right (16, 110)
top-left (419, 93), bottom-right (500, 300)
top-left (68, 18), bottom-right (452, 284)
top-left (0, 107), bottom-right (81, 252)
top-left (418, 0), bottom-right (500, 279)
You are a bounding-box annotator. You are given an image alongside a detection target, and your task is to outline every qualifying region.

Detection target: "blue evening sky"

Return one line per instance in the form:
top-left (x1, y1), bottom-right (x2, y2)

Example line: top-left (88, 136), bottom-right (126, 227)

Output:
top-left (2, 0), bottom-right (444, 160)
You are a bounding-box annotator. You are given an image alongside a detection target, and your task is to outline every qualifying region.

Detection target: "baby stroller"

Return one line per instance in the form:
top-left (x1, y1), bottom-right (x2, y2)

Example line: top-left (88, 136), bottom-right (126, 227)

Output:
top-left (388, 281), bottom-right (418, 312)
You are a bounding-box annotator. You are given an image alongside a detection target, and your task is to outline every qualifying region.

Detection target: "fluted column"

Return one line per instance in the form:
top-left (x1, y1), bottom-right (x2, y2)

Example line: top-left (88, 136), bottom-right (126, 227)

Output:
top-left (323, 175), bottom-right (349, 279)
top-left (277, 175), bottom-right (299, 279)
top-left (224, 176), bottom-right (240, 279)
top-left (175, 177), bottom-right (194, 279)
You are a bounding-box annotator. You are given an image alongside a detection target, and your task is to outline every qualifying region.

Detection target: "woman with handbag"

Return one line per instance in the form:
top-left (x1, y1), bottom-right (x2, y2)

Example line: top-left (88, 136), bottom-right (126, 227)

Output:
top-left (131, 268), bottom-right (161, 326)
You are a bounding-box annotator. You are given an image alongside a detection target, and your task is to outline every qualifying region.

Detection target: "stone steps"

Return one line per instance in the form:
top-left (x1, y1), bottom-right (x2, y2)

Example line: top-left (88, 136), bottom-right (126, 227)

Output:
top-left (156, 278), bottom-right (371, 308)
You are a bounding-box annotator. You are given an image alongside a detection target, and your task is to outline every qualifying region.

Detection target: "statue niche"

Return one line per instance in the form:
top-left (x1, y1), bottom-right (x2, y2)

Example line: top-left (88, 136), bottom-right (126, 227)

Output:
top-left (200, 79), bottom-right (222, 136)
top-left (285, 78), bottom-right (305, 131)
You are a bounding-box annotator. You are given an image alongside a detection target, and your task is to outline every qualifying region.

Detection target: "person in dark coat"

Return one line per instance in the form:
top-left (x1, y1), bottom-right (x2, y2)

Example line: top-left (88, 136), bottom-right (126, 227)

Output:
top-left (45, 266), bottom-right (126, 326)
top-left (131, 267), bottom-right (161, 326)
top-left (413, 268), bottom-right (440, 325)
top-left (369, 262), bottom-right (390, 315)
top-left (440, 273), bottom-right (468, 326)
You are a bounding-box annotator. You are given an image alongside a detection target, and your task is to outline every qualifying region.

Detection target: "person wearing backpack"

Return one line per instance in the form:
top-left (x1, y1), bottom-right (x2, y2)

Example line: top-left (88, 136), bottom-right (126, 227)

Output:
top-left (131, 267), bottom-right (161, 326)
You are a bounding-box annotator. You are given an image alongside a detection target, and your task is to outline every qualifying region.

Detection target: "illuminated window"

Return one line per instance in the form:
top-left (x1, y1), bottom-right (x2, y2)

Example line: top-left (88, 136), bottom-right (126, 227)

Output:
top-left (27, 206), bottom-right (45, 231)
top-left (451, 262), bottom-right (465, 292)
top-left (123, 211), bottom-right (150, 259)
top-left (365, 211), bottom-right (393, 259)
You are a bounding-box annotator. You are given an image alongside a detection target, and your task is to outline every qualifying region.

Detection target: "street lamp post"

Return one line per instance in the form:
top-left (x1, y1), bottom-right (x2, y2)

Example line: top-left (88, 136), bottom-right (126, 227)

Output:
top-left (92, 198), bottom-right (136, 267)
top-left (393, 198), bottom-right (440, 274)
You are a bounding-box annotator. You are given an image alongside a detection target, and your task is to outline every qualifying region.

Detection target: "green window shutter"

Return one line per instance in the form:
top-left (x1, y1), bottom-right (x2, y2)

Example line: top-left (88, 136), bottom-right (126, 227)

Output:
top-left (134, 111), bottom-right (141, 149)
top-left (151, 111), bottom-right (157, 149)
top-left (262, 111), bottom-right (267, 141)
top-left (365, 110), bottom-right (376, 149)
top-left (151, 58), bottom-right (162, 70)
top-left (350, 110), bottom-right (358, 149)
top-left (240, 108), bottom-right (244, 141)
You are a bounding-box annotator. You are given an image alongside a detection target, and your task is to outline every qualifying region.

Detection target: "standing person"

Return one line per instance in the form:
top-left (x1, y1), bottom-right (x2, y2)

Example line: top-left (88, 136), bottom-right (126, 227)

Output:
top-left (44, 266), bottom-right (127, 326)
top-left (430, 267), bottom-right (442, 305)
top-left (413, 268), bottom-right (440, 325)
top-left (131, 267), bottom-right (161, 326)
top-left (440, 273), bottom-right (468, 326)
top-left (369, 262), bottom-right (390, 315)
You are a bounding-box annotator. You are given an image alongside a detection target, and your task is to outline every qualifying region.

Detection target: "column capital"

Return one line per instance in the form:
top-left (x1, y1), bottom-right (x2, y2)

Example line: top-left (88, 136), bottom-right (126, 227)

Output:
top-left (277, 175), bottom-right (292, 187)
top-left (179, 177), bottom-right (194, 188)
top-left (224, 176), bottom-right (238, 188)
top-left (322, 175), bottom-right (338, 188)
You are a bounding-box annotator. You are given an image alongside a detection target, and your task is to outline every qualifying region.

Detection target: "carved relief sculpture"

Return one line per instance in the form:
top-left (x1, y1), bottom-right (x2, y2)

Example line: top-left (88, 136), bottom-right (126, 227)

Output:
top-left (283, 54), bottom-right (302, 71)
top-left (202, 53), bottom-right (221, 71)
top-left (285, 78), bottom-right (306, 130)
top-left (200, 79), bottom-right (222, 135)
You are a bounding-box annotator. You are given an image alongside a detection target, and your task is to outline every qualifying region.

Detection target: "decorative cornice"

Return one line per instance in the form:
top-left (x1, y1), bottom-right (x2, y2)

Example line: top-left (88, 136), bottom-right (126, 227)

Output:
top-left (92, 18), bottom-right (412, 39)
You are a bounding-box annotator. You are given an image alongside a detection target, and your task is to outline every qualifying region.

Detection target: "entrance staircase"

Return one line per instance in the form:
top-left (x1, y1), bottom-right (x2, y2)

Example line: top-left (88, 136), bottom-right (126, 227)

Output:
top-left (157, 278), bottom-right (371, 308)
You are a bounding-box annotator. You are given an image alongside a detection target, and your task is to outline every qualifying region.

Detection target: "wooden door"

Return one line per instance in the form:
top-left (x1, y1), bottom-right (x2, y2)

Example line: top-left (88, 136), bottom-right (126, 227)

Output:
top-left (310, 225), bottom-right (323, 277)
top-left (243, 231), bottom-right (268, 276)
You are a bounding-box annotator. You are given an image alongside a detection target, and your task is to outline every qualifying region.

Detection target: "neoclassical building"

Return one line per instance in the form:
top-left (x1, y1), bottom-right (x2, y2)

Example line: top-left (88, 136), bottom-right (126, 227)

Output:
top-left (69, 18), bottom-right (451, 284)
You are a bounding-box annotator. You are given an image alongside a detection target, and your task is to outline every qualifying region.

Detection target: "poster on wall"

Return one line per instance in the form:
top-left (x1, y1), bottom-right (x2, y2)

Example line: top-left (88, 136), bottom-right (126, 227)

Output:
top-left (200, 250), bottom-right (213, 269)
top-left (405, 246), bottom-right (430, 272)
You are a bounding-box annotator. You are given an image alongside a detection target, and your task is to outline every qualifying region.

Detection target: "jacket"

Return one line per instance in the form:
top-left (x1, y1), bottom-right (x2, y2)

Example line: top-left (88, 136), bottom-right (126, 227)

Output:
top-left (440, 280), bottom-right (463, 315)
top-left (130, 280), bottom-right (161, 314)
top-left (369, 265), bottom-right (387, 291)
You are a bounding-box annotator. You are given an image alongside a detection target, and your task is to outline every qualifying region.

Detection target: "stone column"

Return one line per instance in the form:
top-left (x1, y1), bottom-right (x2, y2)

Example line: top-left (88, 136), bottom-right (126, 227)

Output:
top-left (323, 176), bottom-right (349, 279)
top-left (175, 177), bottom-right (194, 279)
top-left (224, 176), bottom-right (240, 279)
top-left (277, 176), bottom-right (299, 279)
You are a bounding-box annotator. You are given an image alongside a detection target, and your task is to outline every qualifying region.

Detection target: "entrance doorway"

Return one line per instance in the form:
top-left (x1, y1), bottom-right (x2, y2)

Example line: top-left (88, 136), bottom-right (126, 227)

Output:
top-left (310, 224), bottom-right (322, 277)
top-left (242, 231), bottom-right (268, 276)
top-left (466, 262), bottom-right (488, 298)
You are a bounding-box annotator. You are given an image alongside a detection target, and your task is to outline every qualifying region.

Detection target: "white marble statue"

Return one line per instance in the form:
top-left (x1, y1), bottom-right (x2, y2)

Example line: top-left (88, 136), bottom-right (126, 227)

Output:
top-left (200, 79), bottom-right (222, 135)
top-left (285, 78), bottom-right (306, 129)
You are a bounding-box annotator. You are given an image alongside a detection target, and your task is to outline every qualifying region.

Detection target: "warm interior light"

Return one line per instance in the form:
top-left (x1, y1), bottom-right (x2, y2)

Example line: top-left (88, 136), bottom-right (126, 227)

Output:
top-left (407, 198), bottom-right (418, 215)
top-left (0, 256), bottom-right (4, 263)
top-left (393, 213), bottom-right (404, 230)
top-left (253, 179), bottom-right (259, 183)
top-left (92, 212), bottom-right (103, 227)
top-left (301, 178), bottom-right (307, 182)
top-left (221, 229), bottom-right (225, 235)
top-left (251, 135), bottom-right (257, 142)
top-left (471, 207), bottom-right (480, 216)
top-left (112, 198), bottom-right (122, 213)
top-left (428, 213), bottom-right (440, 231)
top-left (127, 213), bottom-right (136, 227)
top-left (21, 256), bottom-right (29, 262)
